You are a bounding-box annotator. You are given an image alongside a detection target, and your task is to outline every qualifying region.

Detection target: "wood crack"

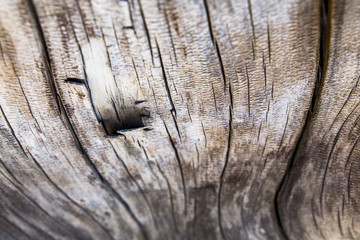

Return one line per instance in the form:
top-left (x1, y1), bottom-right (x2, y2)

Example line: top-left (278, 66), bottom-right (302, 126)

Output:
top-left (74, 0), bottom-right (90, 42)
top-left (247, 0), bottom-right (256, 42)
top-left (138, 0), bottom-right (153, 63)
top-left (127, 0), bottom-right (137, 35)
top-left (22, 2), bottom-right (149, 238)
top-left (58, 99), bottom-right (149, 240)
top-left (203, 0), bottom-right (215, 44)
top-left (163, 121), bottom-right (187, 215)
top-left (245, 66), bottom-right (251, 117)
top-left (267, 23), bottom-right (271, 63)
top-left (214, 40), bottom-right (227, 90)
top-left (156, 39), bottom-right (176, 114)
top-left (108, 141), bottom-right (159, 229)
top-left (218, 106), bottom-right (233, 240)
top-left (24, 0), bottom-right (61, 113)
top-left (275, 0), bottom-right (331, 238)
top-left (0, 41), bottom-right (6, 65)
top-left (319, 101), bottom-right (360, 217)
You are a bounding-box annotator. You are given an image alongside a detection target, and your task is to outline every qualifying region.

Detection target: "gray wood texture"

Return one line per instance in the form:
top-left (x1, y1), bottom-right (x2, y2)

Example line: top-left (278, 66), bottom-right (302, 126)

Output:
top-left (278, 1), bottom-right (360, 239)
top-left (0, 0), bottom-right (358, 239)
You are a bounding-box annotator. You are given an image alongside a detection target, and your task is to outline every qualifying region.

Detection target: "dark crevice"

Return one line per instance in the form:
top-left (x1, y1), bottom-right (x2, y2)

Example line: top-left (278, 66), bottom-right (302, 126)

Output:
top-left (267, 23), bottom-right (271, 63)
top-left (156, 39), bottom-right (182, 140)
top-left (163, 121), bottom-right (187, 215)
top-left (250, 38), bottom-right (255, 60)
top-left (23, 1), bottom-right (149, 239)
top-left (65, 78), bottom-right (85, 85)
top-left (24, 0), bottom-right (61, 113)
top-left (135, 100), bottom-right (147, 105)
top-left (214, 40), bottom-right (227, 90)
top-left (127, 0), bottom-right (137, 36)
top-left (186, 103), bottom-right (193, 122)
top-left (246, 0), bottom-right (256, 42)
top-left (156, 39), bottom-right (176, 114)
top-left (201, 122), bottom-right (208, 147)
top-left (9, 61), bottom-right (41, 130)
top-left (274, 0), bottom-right (331, 239)
top-left (132, 57), bottom-right (142, 86)
top-left (310, 0), bottom-right (331, 115)
top-left (203, 0), bottom-right (215, 44)
top-left (138, 0), bottom-right (153, 63)
top-left (57, 99), bottom-right (103, 181)
top-left (123, 26), bottom-right (134, 30)
top-left (217, 106), bottom-right (233, 240)
top-left (75, 0), bottom-right (91, 43)
top-left (245, 66), bottom-right (251, 117)
top-left (171, 109), bottom-right (182, 140)
top-left (262, 53), bottom-right (268, 89)
top-left (0, 42), bottom-right (6, 64)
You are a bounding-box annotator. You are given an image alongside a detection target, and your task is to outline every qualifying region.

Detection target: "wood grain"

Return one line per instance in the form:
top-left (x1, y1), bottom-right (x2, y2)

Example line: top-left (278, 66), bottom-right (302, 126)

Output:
top-left (0, 1), bottom-right (145, 239)
top-left (2, 0), bottom-right (356, 239)
top-left (278, 0), bottom-right (360, 239)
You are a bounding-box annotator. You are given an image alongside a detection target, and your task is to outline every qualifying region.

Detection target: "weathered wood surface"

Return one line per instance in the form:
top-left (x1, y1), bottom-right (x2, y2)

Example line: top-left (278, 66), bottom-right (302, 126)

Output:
top-left (278, 1), bottom-right (360, 239)
top-left (0, 0), bottom-right (358, 239)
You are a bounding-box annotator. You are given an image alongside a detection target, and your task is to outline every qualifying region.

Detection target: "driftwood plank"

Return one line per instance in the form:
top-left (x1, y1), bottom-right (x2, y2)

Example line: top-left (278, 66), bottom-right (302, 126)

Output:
top-left (278, 0), bottom-right (360, 239)
top-left (0, 0), bottom-right (331, 239)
